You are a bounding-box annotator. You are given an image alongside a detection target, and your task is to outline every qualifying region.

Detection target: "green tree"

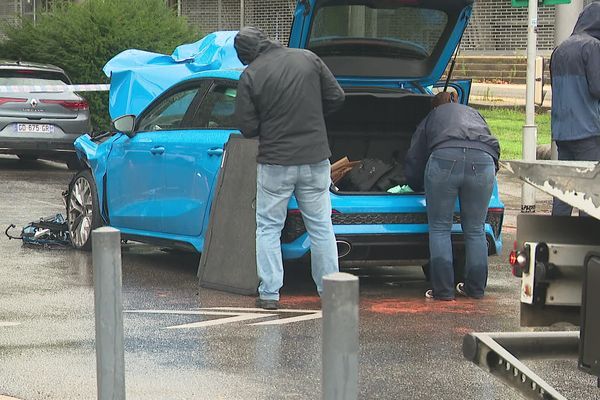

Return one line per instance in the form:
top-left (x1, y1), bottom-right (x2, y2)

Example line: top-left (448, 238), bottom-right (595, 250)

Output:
top-left (0, 0), bottom-right (200, 130)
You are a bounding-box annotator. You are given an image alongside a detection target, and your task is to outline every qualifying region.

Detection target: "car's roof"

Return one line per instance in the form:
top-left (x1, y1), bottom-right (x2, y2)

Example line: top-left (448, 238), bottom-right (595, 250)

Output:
top-left (0, 59), bottom-right (67, 74)
top-left (181, 68), bottom-right (243, 83)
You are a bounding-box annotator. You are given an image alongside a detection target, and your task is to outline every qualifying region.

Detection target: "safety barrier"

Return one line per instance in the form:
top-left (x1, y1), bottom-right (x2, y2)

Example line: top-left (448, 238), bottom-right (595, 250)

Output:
top-left (92, 227), bottom-right (126, 400)
top-left (0, 84), bottom-right (109, 93)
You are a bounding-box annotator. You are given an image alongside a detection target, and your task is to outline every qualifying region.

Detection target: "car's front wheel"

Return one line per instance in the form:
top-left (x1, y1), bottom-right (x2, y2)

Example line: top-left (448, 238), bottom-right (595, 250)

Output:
top-left (67, 170), bottom-right (102, 250)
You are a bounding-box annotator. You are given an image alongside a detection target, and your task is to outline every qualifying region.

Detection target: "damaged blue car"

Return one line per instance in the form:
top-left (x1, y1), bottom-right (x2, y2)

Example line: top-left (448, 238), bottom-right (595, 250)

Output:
top-left (68, 0), bottom-right (503, 278)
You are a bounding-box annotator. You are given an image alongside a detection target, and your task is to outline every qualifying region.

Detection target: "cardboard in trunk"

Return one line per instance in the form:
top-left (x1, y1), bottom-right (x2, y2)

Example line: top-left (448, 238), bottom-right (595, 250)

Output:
top-left (197, 136), bottom-right (259, 295)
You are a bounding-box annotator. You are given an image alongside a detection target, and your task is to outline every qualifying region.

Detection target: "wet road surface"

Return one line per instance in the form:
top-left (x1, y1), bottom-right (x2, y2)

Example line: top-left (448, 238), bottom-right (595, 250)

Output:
top-left (0, 155), bottom-right (598, 399)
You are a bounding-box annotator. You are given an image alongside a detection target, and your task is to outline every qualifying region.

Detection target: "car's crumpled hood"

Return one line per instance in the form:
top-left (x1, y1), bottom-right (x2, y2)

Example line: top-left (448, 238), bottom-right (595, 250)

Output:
top-left (103, 31), bottom-right (243, 119)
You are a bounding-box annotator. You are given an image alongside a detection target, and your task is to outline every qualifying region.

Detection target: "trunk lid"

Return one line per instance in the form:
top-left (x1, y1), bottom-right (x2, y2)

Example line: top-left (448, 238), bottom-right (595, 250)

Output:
top-left (289, 0), bottom-right (473, 88)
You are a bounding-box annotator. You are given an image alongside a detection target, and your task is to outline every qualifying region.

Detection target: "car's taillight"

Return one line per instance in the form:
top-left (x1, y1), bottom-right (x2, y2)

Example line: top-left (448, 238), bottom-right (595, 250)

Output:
top-left (41, 99), bottom-right (89, 110)
top-left (0, 97), bottom-right (27, 106)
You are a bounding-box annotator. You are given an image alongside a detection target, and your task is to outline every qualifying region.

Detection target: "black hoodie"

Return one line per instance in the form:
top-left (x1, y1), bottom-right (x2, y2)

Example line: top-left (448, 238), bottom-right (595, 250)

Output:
top-left (233, 27), bottom-right (345, 165)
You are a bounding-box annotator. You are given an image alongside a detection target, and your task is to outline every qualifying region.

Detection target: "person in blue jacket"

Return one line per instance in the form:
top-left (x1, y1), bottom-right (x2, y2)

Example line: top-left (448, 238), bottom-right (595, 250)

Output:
top-left (405, 92), bottom-right (500, 300)
top-left (550, 2), bottom-right (600, 216)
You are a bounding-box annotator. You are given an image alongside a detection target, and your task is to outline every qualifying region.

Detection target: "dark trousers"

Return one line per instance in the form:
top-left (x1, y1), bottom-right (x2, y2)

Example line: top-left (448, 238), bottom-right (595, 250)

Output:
top-left (552, 137), bottom-right (600, 216)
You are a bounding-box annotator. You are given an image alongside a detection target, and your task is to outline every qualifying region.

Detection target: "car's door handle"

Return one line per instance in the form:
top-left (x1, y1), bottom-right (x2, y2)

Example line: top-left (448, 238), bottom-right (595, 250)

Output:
top-left (150, 146), bottom-right (165, 155)
top-left (207, 148), bottom-right (224, 156)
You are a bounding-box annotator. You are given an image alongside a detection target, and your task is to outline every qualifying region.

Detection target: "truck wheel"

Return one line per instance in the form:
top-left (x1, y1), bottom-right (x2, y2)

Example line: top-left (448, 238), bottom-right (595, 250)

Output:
top-left (67, 170), bottom-right (102, 250)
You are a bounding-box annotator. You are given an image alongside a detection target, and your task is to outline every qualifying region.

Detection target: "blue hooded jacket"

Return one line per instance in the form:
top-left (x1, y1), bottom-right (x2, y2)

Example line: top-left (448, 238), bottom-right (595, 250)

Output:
top-left (550, 2), bottom-right (600, 142)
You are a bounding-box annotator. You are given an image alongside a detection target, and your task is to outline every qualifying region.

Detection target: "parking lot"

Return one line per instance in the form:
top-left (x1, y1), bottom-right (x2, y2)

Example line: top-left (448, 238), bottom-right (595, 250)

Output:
top-left (0, 155), bottom-right (598, 400)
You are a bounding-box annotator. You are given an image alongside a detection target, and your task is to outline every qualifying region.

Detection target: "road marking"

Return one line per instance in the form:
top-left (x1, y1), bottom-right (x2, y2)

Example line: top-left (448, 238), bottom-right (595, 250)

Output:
top-left (250, 311), bottom-right (322, 326)
top-left (126, 307), bottom-right (321, 328)
top-left (0, 322), bottom-right (20, 327)
top-left (28, 198), bottom-right (63, 208)
top-left (201, 307), bottom-right (323, 326)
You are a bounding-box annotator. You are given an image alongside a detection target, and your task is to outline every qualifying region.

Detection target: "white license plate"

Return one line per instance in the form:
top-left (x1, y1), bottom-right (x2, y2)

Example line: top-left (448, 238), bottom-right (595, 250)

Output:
top-left (17, 123), bottom-right (55, 134)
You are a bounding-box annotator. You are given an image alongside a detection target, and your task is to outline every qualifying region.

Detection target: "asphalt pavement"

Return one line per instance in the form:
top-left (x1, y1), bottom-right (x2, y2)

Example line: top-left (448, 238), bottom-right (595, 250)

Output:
top-left (0, 155), bottom-right (598, 400)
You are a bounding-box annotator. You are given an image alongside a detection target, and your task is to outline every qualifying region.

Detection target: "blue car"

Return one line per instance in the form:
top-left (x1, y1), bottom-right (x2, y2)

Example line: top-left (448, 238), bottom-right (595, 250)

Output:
top-left (67, 0), bottom-right (503, 276)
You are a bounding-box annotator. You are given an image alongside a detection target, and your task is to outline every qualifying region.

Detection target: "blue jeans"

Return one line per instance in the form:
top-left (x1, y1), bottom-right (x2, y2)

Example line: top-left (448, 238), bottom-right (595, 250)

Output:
top-left (552, 136), bottom-right (600, 216)
top-left (256, 160), bottom-right (339, 301)
top-left (425, 147), bottom-right (495, 299)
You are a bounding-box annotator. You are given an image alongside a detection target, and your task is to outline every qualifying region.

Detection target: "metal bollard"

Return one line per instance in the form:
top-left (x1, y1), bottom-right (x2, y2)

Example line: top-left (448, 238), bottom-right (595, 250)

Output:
top-left (92, 227), bottom-right (126, 400)
top-left (322, 272), bottom-right (359, 400)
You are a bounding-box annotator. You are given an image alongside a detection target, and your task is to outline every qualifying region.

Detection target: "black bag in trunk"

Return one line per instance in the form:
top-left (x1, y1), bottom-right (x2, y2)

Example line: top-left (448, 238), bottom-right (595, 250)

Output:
top-left (338, 158), bottom-right (394, 192)
top-left (374, 162), bottom-right (407, 192)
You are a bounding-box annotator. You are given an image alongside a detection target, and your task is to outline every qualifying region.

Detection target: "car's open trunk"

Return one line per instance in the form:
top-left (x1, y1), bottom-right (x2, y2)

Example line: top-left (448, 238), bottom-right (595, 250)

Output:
top-left (326, 92), bottom-right (432, 193)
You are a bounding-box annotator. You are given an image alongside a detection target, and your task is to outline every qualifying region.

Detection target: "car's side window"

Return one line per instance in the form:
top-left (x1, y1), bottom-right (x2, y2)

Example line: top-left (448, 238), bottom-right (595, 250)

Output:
top-left (192, 83), bottom-right (238, 129)
top-left (137, 87), bottom-right (201, 132)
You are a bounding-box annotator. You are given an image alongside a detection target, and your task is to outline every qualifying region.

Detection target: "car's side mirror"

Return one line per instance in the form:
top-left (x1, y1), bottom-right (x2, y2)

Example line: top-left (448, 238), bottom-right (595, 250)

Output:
top-left (113, 114), bottom-right (136, 138)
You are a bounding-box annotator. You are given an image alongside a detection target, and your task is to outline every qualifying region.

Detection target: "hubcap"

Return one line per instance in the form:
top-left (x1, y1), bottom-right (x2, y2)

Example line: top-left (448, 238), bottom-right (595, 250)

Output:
top-left (68, 177), bottom-right (93, 248)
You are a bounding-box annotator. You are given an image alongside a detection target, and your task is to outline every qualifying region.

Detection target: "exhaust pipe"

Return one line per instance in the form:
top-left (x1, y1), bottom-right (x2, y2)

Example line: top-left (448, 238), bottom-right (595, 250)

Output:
top-left (336, 240), bottom-right (352, 259)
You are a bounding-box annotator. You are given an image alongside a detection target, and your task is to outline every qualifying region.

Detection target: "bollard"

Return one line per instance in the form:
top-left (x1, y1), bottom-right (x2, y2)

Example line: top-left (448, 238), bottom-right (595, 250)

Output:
top-left (322, 272), bottom-right (359, 400)
top-left (92, 227), bottom-right (126, 400)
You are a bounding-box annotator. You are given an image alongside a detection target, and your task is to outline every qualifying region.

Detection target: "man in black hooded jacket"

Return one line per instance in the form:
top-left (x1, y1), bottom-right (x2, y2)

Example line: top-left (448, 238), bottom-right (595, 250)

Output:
top-left (233, 26), bottom-right (345, 310)
top-left (550, 2), bottom-right (600, 216)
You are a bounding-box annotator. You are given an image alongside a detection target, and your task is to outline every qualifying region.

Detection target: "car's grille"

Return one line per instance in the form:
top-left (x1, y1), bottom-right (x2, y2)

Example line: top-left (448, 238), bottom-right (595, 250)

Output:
top-left (281, 209), bottom-right (504, 243)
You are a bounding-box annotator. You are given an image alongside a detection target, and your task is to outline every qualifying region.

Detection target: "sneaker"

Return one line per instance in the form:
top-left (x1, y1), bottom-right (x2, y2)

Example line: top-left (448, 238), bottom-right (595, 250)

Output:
top-left (425, 289), bottom-right (455, 301)
top-left (255, 298), bottom-right (279, 310)
top-left (456, 282), bottom-right (468, 297)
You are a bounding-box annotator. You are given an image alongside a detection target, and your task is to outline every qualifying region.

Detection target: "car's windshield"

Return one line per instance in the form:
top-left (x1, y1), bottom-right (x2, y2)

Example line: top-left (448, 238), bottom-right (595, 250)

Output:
top-left (308, 4), bottom-right (448, 59)
top-left (0, 69), bottom-right (70, 86)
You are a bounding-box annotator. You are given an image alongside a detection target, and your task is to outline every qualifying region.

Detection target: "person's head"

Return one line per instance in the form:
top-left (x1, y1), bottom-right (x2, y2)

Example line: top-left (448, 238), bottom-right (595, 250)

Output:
top-left (431, 91), bottom-right (457, 109)
top-left (234, 26), bottom-right (277, 65)
top-left (572, 1), bottom-right (600, 40)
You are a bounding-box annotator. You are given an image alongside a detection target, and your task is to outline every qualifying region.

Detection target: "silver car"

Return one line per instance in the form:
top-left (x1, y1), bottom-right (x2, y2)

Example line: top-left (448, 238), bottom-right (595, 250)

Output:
top-left (0, 60), bottom-right (91, 169)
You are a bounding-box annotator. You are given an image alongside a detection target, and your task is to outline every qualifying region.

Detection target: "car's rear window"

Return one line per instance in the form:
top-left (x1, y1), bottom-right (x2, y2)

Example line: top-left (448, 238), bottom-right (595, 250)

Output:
top-left (308, 5), bottom-right (448, 59)
top-left (0, 69), bottom-right (70, 86)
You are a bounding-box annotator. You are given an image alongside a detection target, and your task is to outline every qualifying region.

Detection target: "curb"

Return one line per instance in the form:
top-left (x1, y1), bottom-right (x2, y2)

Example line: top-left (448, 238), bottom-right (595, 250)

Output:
top-left (470, 101), bottom-right (551, 112)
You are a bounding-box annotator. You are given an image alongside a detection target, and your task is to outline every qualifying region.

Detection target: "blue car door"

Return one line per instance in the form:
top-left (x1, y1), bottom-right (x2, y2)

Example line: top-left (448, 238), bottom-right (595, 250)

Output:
top-left (158, 79), bottom-right (240, 237)
top-left (105, 80), bottom-right (211, 234)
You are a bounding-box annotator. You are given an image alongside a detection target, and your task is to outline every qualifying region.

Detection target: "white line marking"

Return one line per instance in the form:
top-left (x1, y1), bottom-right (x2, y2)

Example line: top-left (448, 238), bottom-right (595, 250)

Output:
top-left (25, 198), bottom-right (63, 208)
top-left (0, 322), bottom-right (21, 327)
top-left (250, 311), bottom-right (322, 326)
top-left (167, 313), bottom-right (276, 329)
top-left (201, 307), bottom-right (320, 313)
top-left (126, 310), bottom-right (240, 316)
top-left (126, 307), bottom-right (323, 327)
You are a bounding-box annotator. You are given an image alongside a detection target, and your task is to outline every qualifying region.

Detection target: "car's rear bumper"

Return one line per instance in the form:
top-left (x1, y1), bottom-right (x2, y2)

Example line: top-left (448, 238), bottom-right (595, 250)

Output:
top-left (281, 210), bottom-right (504, 261)
top-left (282, 229), bottom-right (501, 262)
top-left (0, 135), bottom-right (79, 155)
top-left (0, 118), bottom-right (89, 156)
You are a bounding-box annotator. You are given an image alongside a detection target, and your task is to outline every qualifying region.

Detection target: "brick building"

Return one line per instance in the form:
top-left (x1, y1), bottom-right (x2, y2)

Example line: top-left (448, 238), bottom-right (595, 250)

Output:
top-left (1, 0), bottom-right (596, 54)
